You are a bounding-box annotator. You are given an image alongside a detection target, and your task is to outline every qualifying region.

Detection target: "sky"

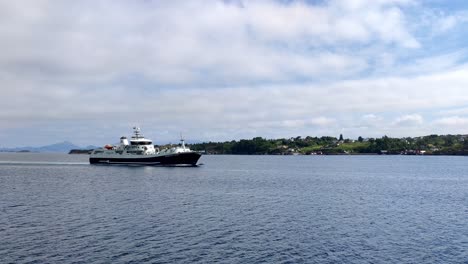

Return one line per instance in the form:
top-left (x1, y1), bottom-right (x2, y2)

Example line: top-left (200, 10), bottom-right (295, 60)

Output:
top-left (1, 0), bottom-right (468, 147)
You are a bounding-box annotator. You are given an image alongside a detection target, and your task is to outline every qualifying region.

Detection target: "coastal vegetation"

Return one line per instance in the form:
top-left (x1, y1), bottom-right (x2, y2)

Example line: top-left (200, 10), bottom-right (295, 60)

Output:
top-left (189, 134), bottom-right (468, 155)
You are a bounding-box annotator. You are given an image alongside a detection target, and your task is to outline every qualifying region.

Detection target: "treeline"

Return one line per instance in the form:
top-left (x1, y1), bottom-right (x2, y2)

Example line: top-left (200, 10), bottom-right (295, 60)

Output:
top-left (189, 134), bottom-right (468, 155)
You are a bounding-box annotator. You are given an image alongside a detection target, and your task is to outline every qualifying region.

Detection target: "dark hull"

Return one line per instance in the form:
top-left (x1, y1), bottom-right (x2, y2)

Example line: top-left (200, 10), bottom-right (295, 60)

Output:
top-left (89, 152), bottom-right (201, 166)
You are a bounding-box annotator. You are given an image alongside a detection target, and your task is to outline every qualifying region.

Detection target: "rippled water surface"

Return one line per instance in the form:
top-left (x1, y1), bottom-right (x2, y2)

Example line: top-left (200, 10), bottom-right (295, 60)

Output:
top-left (1, 153), bottom-right (467, 263)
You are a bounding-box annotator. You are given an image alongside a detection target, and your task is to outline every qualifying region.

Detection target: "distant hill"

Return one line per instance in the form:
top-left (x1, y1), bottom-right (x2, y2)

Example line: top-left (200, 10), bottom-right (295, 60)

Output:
top-left (0, 141), bottom-right (97, 153)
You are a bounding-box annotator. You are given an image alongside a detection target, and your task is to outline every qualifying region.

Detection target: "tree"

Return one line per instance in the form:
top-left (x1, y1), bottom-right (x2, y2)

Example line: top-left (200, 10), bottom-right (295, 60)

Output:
top-left (463, 139), bottom-right (468, 151)
top-left (339, 134), bottom-right (344, 141)
top-left (358, 136), bottom-right (363, 142)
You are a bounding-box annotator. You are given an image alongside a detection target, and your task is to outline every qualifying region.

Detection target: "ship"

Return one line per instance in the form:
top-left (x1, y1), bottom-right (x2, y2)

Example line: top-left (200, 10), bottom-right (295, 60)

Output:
top-left (89, 127), bottom-right (201, 166)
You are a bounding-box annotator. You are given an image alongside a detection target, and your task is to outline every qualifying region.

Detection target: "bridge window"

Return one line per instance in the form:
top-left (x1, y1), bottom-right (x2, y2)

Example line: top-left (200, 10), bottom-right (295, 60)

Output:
top-left (130, 141), bottom-right (152, 145)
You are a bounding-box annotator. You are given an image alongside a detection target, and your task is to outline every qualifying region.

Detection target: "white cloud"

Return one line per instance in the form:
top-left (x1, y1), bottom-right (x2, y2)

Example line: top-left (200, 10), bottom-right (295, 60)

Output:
top-left (393, 114), bottom-right (423, 126)
top-left (383, 50), bottom-right (467, 77)
top-left (437, 16), bottom-right (458, 32)
top-left (1, 0), bottom-right (468, 146)
top-left (431, 11), bottom-right (468, 34)
top-left (309, 117), bottom-right (337, 127)
top-left (3, 64), bottom-right (468, 144)
top-left (359, 114), bottom-right (384, 128)
top-left (433, 116), bottom-right (468, 127)
top-left (0, 0), bottom-right (422, 87)
top-left (437, 107), bottom-right (468, 116)
top-left (428, 116), bottom-right (468, 135)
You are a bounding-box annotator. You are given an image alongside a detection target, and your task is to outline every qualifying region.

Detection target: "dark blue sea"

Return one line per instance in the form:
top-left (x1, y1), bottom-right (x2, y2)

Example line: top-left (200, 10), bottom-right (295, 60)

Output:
top-left (1, 153), bottom-right (467, 263)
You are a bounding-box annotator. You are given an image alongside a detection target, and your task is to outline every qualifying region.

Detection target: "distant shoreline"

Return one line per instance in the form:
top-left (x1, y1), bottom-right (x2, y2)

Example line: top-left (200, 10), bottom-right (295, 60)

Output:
top-left (3, 134), bottom-right (468, 156)
top-left (189, 134), bottom-right (468, 156)
top-left (68, 149), bottom-right (93, 154)
top-left (200, 152), bottom-right (468, 156)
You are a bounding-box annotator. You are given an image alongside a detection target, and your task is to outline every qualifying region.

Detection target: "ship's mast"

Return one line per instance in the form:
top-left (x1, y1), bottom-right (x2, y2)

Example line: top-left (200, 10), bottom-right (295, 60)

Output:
top-left (133, 127), bottom-right (142, 139)
top-left (180, 133), bottom-right (186, 150)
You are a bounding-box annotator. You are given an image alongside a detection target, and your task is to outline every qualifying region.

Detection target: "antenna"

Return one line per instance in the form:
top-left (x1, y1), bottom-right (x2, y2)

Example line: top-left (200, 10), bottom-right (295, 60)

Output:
top-left (133, 126), bottom-right (142, 139)
top-left (180, 132), bottom-right (186, 150)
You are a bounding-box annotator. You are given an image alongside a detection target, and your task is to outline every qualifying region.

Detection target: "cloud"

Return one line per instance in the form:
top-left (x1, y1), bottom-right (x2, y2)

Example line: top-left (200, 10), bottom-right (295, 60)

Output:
top-left (3, 64), bottom-right (468, 144)
top-left (429, 116), bottom-right (468, 135)
top-left (431, 11), bottom-right (468, 34)
top-left (436, 16), bottom-right (458, 33)
top-left (1, 0), bottom-right (468, 146)
top-left (393, 114), bottom-right (423, 126)
top-left (0, 0), bottom-right (422, 87)
top-left (437, 107), bottom-right (468, 116)
top-left (359, 114), bottom-right (384, 128)
top-left (433, 116), bottom-right (468, 127)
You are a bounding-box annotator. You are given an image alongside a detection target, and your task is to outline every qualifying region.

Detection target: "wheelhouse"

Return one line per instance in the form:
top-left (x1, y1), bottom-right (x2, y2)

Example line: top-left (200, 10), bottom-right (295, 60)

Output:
top-left (130, 141), bottom-right (153, 146)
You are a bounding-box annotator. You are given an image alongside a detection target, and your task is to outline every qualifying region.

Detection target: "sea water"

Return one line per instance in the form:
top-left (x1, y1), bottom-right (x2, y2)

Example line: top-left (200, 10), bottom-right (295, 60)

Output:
top-left (0, 153), bottom-right (467, 263)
